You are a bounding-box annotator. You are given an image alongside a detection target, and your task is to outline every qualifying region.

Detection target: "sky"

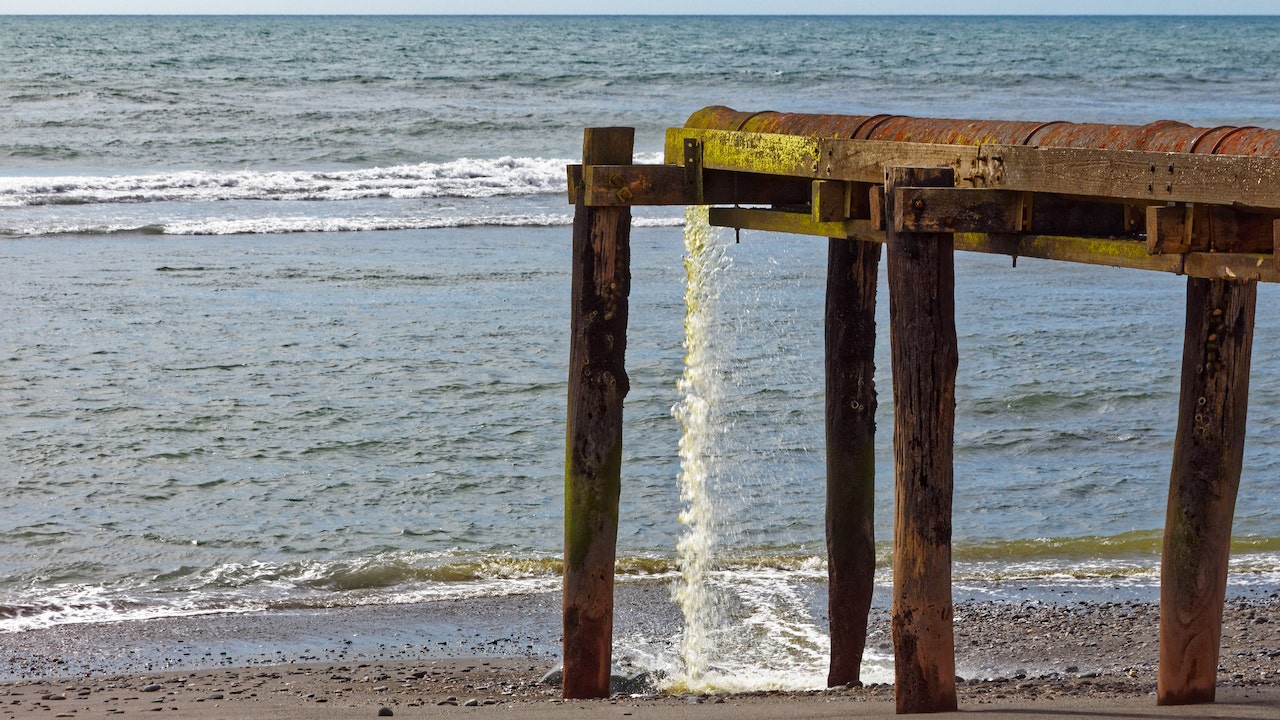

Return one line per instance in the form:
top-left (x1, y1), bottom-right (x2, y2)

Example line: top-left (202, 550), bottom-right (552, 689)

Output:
top-left (1, 1), bottom-right (1275, 15)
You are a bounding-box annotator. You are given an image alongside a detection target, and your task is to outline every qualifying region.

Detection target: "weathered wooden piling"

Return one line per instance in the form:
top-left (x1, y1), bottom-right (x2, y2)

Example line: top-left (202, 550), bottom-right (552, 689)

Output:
top-left (1158, 276), bottom-right (1256, 705)
top-left (885, 167), bottom-right (959, 714)
top-left (563, 127), bottom-right (634, 699)
top-left (824, 236), bottom-right (881, 688)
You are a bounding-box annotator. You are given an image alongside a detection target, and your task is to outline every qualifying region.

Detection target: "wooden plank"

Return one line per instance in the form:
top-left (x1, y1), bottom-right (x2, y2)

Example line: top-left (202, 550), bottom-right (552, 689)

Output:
top-left (958, 233), bottom-right (1185, 274)
top-left (577, 165), bottom-right (811, 207)
top-left (707, 206), bottom-right (880, 240)
top-left (567, 164), bottom-right (582, 205)
top-left (825, 237), bottom-right (880, 688)
top-left (984, 144), bottom-right (1280, 210)
top-left (894, 187), bottom-right (1023, 234)
top-left (702, 207), bottom-right (1280, 281)
top-left (667, 128), bottom-right (983, 185)
top-left (813, 180), bottom-right (851, 223)
top-left (564, 127), bottom-right (633, 700)
top-left (1147, 205), bottom-right (1196, 254)
top-left (666, 127), bottom-right (824, 178)
top-left (886, 166), bottom-right (959, 715)
top-left (683, 138), bottom-right (704, 204)
top-left (823, 138), bottom-right (982, 185)
top-left (1183, 252), bottom-right (1280, 283)
top-left (583, 164), bottom-right (688, 206)
top-left (1158, 277), bottom-right (1256, 706)
top-left (869, 186), bottom-right (887, 231)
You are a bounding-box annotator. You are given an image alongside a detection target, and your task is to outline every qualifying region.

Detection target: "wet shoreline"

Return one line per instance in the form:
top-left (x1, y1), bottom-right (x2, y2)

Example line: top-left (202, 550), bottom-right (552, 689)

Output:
top-left (4, 583), bottom-right (1276, 697)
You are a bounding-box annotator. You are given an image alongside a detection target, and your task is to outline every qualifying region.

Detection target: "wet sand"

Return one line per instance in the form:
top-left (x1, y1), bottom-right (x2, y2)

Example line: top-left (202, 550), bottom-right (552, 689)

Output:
top-left (2, 657), bottom-right (1277, 719)
top-left (2, 587), bottom-right (1276, 718)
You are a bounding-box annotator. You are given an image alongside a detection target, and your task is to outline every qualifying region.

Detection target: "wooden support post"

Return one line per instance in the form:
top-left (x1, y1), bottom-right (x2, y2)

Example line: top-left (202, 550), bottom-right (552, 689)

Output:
top-left (825, 236), bottom-right (881, 688)
top-left (563, 127), bottom-right (634, 699)
top-left (885, 167), bottom-right (959, 714)
top-left (1158, 276), bottom-right (1256, 706)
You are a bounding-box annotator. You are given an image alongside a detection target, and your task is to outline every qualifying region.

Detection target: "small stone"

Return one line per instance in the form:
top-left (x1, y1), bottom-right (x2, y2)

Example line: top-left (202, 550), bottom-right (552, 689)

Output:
top-left (205, 693), bottom-right (224, 700)
top-left (377, 707), bottom-right (394, 717)
top-left (141, 684), bottom-right (163, 693)
top-left (463, 698), bottom-right (479, 707)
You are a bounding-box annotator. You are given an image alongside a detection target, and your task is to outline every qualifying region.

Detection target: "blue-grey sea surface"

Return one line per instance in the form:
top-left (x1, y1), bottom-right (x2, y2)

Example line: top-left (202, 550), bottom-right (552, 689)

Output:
top-left (1, 16), bottom-right (1277, 652)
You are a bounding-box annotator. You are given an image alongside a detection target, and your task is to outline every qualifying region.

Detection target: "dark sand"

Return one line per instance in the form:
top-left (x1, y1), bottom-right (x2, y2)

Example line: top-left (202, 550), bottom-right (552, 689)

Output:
top-left (2, 585), bottom-right (1276, 718)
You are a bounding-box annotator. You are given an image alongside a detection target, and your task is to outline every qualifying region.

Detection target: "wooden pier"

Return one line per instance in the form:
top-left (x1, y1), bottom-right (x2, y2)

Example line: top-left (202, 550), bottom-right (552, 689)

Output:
top-left (563, 107), bottom-right (1280, 712)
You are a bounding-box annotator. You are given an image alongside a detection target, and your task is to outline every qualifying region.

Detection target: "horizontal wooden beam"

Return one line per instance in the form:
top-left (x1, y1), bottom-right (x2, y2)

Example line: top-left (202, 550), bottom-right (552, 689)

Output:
top-left (708, 207), bottom-right (880, 240)
top-left (1183, 251), bottom-right (1280, 282)
top-left (991, 145), bottom-right (1280, 211)
top-left (581, 164), bottom-right (688, 206)
top-left (665, 128), bottom-right (828, 179)
top-left (704, 206), bottom-right (1280, 282)
top-left (956, 233), bottom-right (1184, 275)
top-left (571, 164), bottom-right (810, 207)
top-left (667, 128), bottom-right (981, 185)
top-left (894, 187), bottom-right (1024, 234)
top-left (706, 206), bottom-right (1166, 272)
top-left (665, 128), bottom-right (1280, 210)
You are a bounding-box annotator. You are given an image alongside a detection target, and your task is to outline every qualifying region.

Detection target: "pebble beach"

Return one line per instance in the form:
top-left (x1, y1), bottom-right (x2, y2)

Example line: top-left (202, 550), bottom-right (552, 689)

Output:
top-left (2, 588), bottom-right (1276, 718)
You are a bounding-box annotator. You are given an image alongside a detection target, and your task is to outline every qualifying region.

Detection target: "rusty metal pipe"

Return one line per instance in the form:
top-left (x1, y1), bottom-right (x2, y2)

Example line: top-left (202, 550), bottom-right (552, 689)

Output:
top-left (684, 106), bottom-right (1280, 156)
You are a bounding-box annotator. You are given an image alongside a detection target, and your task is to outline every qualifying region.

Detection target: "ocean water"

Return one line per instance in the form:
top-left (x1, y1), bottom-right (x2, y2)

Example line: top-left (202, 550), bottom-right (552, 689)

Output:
top-left (2, 14), bottom-right (1279, 683)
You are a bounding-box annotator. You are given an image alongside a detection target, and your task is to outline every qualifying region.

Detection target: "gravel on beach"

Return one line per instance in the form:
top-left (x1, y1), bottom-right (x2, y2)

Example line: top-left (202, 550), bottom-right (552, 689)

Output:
top-left (1, 592), bottom-right (1276, 718)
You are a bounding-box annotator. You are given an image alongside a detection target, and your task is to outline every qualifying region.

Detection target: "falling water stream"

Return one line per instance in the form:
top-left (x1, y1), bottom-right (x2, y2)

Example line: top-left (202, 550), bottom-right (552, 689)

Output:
top-left (656, 209), bottom-right (894, 693)
top-left (670, 206), bottom-right (730, 691)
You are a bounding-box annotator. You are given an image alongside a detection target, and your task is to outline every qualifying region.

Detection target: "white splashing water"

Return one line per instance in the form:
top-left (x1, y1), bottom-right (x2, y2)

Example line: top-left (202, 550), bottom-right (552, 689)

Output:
top-left (669, 205), bottom-right (731, 691)
top-left (641, 208), bottom-right (895, 693)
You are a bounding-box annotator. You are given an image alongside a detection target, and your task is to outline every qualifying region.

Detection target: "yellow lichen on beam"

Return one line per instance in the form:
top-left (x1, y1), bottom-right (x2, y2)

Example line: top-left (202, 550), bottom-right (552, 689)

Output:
top-left (666, 128), bottom-right (824, 177)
